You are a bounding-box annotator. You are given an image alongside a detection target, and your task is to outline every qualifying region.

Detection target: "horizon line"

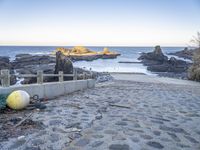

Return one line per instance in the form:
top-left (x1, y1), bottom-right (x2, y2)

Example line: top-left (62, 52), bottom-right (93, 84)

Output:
top-left (0, 44), bottom-right (188, 48)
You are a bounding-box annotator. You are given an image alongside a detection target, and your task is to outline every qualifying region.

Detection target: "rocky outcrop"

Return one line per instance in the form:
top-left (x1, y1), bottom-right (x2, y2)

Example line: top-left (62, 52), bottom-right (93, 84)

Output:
top-left (168, 47), bottom-right (196, 60)
top-left (0, 57), bottom-right (16, 85)
top-left (12, 54), bottom-right (55, 69)
top-left (0, 56), bottom-right (11, 70)
top-left (138, 46), bottom-right (168, 65)
top-left (138, 46), bottom-right (190, 79)
top-left (55, 47), bottom-right (121, 61)
top-left (54, 51), bottom-right (73, 80)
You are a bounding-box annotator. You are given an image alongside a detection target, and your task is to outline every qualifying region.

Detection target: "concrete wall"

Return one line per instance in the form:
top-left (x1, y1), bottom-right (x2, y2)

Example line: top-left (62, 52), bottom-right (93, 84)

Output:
top-left (0, 79), bottom-right (95, 99)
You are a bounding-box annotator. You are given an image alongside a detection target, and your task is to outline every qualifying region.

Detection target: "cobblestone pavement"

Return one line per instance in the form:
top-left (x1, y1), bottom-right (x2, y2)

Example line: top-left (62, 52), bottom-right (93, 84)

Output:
top-left (1, 80), bottom-right (200, 150)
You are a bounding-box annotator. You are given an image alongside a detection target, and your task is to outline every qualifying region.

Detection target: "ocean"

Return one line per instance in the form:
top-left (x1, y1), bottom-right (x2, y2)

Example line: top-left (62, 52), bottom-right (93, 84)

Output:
top-left (0, 46), bottom-right (185, 74)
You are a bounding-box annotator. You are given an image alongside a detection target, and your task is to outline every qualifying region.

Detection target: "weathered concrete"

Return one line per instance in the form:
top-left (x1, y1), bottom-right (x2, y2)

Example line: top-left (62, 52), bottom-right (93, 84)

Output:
top-left (111, 73), bottom-right (200, 86)
top-left (0, 79), bottom-right (95, 99)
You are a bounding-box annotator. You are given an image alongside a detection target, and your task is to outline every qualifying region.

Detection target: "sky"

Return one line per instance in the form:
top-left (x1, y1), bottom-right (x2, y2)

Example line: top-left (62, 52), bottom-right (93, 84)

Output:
top-left (0, 0), bottom-right (199, 46)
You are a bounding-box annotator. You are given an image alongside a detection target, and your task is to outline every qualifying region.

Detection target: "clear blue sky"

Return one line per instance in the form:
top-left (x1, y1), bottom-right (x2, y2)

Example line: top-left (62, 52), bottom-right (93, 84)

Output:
top-left (0, 0), bottom-right (199, 46)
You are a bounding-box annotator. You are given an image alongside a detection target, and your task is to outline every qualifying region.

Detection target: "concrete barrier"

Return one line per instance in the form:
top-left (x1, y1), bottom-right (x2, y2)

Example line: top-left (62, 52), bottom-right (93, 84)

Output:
top-left (0, 79), bottom-right (95, 99)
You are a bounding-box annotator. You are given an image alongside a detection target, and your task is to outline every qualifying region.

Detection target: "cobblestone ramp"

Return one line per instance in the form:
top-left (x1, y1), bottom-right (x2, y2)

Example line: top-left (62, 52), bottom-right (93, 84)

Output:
top-left (1, 80), bottom-right (200, 150)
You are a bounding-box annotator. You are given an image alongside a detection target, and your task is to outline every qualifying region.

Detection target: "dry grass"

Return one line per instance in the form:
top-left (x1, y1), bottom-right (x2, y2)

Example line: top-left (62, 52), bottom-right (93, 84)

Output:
top-left (188, 48), bottom-right (200, 81)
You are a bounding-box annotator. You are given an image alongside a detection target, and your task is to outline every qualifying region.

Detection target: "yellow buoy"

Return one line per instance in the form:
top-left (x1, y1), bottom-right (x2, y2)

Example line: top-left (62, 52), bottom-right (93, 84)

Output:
top-left (6, 90), bottom-right (30, 110)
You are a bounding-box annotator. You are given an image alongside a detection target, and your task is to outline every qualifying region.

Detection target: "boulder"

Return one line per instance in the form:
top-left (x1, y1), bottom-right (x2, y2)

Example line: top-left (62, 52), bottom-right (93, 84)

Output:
top-left (54, 51), bottom-right (73, 80)
top-left (138, 46), bottom-right (168, 64)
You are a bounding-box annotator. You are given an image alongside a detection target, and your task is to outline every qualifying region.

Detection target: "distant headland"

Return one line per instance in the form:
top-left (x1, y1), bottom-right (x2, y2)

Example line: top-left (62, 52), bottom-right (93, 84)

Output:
top-left (53, 46), bottom-right (121, 61)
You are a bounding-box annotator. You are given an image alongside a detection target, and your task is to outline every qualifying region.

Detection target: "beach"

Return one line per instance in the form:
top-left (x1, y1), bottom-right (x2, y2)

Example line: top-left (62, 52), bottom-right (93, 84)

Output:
top-left (1, 73), bottom-right (200, 150)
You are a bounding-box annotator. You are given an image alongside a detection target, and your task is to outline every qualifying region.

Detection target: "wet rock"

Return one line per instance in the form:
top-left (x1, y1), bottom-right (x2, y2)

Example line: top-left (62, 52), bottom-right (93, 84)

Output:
top-left (109, 144), bottom-right (130, 150)
top-left (146, 141), bottom-right (164, 149)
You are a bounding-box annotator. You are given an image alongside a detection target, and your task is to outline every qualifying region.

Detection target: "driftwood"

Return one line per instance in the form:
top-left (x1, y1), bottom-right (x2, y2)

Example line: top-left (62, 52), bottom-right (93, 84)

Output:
top-left (109, 103), bottom-right (131, 109)
top-left (14, 112), bottom-right (33, 128)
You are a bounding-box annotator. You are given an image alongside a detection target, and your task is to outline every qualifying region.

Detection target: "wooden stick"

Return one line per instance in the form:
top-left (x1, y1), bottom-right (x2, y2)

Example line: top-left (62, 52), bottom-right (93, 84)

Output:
top-left (109, 103), bottom-right (131, 109)
top-left (64, 103), bottom-right (83, 109)
top-left (14, 112), bottom-right (33, 128)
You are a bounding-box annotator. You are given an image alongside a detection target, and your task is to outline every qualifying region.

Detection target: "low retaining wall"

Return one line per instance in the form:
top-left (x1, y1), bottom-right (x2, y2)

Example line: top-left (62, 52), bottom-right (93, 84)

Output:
top-left (0, 79), bottom-right (95, 99)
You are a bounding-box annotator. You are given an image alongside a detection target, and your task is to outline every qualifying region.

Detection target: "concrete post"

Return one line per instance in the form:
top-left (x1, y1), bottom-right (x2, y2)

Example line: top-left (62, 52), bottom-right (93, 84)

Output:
top-left (0, 69), bottom-right (10, 87)
top-left (83, 72), bottom-right (86, 80)
top-left (90, 71), bottom-right (93, 79)
top-left (59, 71), bottom-right (63, 82)
top-left (37, 70), bottom-right (43, 84)
top-left (73, 69), bottom-right (77, 80)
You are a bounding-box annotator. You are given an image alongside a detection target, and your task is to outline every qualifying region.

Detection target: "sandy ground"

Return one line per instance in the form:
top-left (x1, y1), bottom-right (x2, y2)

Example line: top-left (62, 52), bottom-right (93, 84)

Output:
top-left (0, 74), bottom-right (200, 150)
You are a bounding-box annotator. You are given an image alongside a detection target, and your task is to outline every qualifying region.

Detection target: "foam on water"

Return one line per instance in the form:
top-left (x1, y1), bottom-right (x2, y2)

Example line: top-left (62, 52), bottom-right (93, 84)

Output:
top-left (0, 46), bottom-right (185, 74)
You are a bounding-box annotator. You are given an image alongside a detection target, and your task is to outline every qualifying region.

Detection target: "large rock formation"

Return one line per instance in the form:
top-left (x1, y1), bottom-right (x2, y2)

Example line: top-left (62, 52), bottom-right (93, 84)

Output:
top-left (54, 51), bottom-right (73, 80)
top-left (12, 54), bottom-right (55, 69)
top-left (0, 56), bottom-right (11, 70)
top-left (138, 46), bottom-right (190, 78)
top-left (138, 46), bottom-right (168, 65)
top-left (54, 46), bottom-right (120, 61)
top-left (168, 47), bottom-right (196, 60)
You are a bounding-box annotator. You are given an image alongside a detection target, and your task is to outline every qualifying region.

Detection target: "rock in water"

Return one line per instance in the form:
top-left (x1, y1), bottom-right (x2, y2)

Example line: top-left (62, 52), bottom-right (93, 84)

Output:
top-left (138, 46), bottom-right (190, 79)
top-left (138, 45), bottom-right (168, 64)
top-left (54, 51), bottom-right (73, 80)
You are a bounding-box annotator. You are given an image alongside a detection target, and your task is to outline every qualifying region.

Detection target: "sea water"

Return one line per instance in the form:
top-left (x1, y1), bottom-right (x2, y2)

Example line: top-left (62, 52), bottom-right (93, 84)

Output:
top-left (0, 46), bottom-right (184, 74)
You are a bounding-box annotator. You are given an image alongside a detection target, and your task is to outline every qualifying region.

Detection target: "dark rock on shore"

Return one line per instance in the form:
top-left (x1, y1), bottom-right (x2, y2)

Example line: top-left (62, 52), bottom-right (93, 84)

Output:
top-left (138, 46), bottom-right (168, 65)
top-left (138, 46), bottom-right (191, 79)
top-left (12, 54), bottom-right (55, 69)
top-left (168, 47), bottom-right (196, 60)
top-left (0, 56), bottom-right (17, 85)
top-left (0, 56), bottom-right (11, 70)
top-left (55, 51), bottom-right (73, 80)
top-left (70, 55), bottom-right (102, 61)
top-left (12, 54), bottom-right (56, 84)
top-left (10, 53), bottom-right (111, 84)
